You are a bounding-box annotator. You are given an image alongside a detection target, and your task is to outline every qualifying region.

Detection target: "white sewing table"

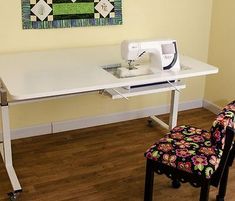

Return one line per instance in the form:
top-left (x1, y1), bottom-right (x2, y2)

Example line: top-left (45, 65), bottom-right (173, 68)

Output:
top-left (0, 45), bottom-right (218, 198)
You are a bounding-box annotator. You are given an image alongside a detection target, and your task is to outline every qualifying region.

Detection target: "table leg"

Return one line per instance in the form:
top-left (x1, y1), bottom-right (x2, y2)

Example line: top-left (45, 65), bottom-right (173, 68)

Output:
top-left (169, 89), bottom-right (180, 129)
top-left (149, 89), bottom-right (180, 130)
top-left (0, 88), bottom-right (22, 197)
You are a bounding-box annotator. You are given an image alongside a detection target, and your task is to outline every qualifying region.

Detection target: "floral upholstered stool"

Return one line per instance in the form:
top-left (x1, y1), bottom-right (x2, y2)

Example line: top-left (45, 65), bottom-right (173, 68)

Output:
top-left (144, 101), bottom-right (235, 201)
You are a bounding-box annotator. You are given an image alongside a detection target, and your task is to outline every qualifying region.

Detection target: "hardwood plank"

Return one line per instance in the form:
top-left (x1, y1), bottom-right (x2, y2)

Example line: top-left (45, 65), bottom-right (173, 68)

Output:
top-left (0, 108), bottom-right (234, 201)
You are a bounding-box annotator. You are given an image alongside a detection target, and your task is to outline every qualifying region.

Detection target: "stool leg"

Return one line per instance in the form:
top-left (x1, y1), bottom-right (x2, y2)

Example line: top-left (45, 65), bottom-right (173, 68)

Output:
top-left (227, 142), bottom-right (235, 167)
top-left (200, 180), bottom-right (210, 201)
top-left (216, 142), bottom-right (234, 201)
top-left (172, 179), bottom-right (181, 188)
top-left (144, 159), bottom-right (155, 201)
top-left (216, 164), bottom-right (229, 201)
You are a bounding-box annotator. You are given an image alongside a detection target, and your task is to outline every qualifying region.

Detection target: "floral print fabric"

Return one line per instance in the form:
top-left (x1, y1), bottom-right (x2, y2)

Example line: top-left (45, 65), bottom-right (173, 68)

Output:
top-left (145, 100), bottom-right (235, 179)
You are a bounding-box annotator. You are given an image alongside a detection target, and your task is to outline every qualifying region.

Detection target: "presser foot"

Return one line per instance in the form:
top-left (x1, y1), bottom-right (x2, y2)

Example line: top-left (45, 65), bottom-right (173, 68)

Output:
top-left (8, 190), bottom-right (22, 201)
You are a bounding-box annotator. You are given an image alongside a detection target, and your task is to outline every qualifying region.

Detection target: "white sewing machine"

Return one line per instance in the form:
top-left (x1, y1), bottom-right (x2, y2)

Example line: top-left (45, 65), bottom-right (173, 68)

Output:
top-left (117, 39), bottom-right (181, 78)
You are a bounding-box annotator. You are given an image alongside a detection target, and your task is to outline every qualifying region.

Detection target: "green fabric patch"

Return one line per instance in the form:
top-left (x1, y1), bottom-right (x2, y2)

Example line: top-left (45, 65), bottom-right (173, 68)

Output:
top-left (53, 3), bottom-right (94, 15)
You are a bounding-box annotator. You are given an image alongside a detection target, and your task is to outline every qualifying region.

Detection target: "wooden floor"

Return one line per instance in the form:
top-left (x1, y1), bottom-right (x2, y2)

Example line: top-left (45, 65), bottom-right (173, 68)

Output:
top-left (0, 108), bottom-right (234, 201)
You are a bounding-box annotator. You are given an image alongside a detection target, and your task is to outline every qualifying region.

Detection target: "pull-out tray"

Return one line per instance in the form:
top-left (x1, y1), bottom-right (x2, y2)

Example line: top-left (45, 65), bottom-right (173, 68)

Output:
top-left (105, 80), bottom-right (186, 99)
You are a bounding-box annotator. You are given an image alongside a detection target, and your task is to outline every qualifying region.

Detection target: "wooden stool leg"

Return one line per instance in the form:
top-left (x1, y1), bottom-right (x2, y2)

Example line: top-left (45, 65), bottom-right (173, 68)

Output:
top-left (144, 159), bottom-right (155, 201)
top-left (200, 180), bottom-right (210, 201)
top-left (172, 178), bottom-right (181, 188)
top-left (227, 142), bottom-right (235, 167)
top-left (216, 142), bottom-right (234, 201)
top-left (216, 165), bottom-right (229, 201)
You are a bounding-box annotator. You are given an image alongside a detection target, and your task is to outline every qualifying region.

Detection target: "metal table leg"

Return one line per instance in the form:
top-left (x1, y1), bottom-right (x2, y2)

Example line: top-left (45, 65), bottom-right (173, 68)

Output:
top-left (149, 88), bottom-right (180, 130)
top-left (0, 88), bottom-right (22, 200)
top-left (169, 89), bottom-right (180, 129)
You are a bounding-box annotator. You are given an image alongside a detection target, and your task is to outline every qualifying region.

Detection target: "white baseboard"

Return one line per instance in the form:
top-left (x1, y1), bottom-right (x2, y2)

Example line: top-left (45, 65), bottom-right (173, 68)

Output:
top-left (11, 124), bottom-right (52, 140)
top-left (53, 99), bottom-right (203, 133)
top-left (11, 99), bottom-right (203, 139)
top-left (203, 99), bottom-right (221, 114)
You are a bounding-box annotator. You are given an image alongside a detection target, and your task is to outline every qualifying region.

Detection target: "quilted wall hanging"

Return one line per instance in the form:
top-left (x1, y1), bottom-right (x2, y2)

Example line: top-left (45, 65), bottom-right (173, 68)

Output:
top-left (21, 0), bottom-right (122, 29)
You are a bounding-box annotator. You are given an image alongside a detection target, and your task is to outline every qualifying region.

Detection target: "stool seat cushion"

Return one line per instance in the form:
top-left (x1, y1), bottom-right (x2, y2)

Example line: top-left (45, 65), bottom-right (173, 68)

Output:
top-left (145, 125), bottom-right (223, 179)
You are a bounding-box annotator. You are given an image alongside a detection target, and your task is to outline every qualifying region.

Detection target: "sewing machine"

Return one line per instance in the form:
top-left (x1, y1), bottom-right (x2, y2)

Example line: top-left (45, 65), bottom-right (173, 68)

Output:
top-left (117, 39), bottom-right (181, 78)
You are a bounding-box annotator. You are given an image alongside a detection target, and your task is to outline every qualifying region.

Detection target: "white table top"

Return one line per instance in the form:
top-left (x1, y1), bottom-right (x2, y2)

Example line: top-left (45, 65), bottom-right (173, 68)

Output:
top-left (0, 45), bottom-right (218, 101)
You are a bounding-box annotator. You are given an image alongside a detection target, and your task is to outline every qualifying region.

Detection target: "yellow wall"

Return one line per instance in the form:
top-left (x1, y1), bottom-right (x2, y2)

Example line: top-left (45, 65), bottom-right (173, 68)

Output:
top-left (205, 0), bottom-right (235, 107)
top-left (0, 1), bottom-right (213, 129)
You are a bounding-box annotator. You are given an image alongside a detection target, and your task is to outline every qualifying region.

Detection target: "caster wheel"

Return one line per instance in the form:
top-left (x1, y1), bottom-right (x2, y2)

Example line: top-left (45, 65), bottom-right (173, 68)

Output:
top-left (172, 180), bottom-right (181, 188)
top-left (147, 119), bottom-right (154, 127)
top-left (8, 192), bottom-right (17, 201)
top-left (8, 190), bottom-right (22, 201)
